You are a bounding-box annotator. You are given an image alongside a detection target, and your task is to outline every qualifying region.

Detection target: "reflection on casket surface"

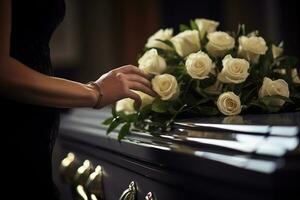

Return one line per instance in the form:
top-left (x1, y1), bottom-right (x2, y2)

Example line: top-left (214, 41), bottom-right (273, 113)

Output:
top-left (53, 108), bottom-right (300, 200)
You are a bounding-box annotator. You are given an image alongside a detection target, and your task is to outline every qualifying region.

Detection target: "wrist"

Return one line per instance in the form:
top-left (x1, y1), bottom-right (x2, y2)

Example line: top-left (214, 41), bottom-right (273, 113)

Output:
top-left (86, 82), bottom-right (103, 109)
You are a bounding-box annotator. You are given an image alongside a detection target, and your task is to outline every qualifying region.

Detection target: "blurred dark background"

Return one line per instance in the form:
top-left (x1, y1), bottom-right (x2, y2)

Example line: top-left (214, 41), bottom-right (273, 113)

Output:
top-left (50, 0), bottom-right (300, 82)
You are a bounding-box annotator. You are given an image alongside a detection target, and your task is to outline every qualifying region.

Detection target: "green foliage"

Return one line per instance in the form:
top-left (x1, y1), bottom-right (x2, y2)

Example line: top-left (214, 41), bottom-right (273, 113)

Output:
top-left (106, 116), bottom-right (121, 135)
top-left (102, 117), bottom-right (113, 125)
top-left (179, 24), bottom-right (190, 32)
top-left (237, 24), bottom-right (246, 37)
top-left (118, 123), bottom-right (131, 141)
top-left (190, 20), bottom-right (199, 30)
top-left (156, 39), bottom-right (175, 50)
top-left (151, 98), bottom-right (172, 113)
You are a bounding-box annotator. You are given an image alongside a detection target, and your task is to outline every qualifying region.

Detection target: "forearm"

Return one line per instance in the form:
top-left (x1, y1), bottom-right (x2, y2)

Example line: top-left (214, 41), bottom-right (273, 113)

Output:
top-left (1, 0), bottom-right (155, 109)
top-left (0, 56), bottom-right (98, 108)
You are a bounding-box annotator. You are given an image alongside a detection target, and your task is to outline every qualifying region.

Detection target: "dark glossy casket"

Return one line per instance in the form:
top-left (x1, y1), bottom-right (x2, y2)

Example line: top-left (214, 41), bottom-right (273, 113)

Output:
top-left (53, 108), bottom-right (300, 200)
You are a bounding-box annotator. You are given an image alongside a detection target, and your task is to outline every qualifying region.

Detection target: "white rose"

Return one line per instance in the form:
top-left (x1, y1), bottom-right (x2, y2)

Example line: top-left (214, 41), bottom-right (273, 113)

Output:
top-left (171, 30), bottom-right (200, 57)
top-left (218, 55), bottom-right (250, 84)
top-left (115, 91), bottom-right (155, 114)
top-left (185, 51), bottom-right (213, 80)
top-left (206, 31), bottom-right (235, 57)
top-left (135, 91), bottom-right (155, 108)
top-left (258, 77), bottom-right (289, 106)
top-left (272, 44), bottom-right (283, 59)
top-left (217, 92), bottom-right (242, 116)
top-left (146, 29), bottom-right (173, 50)
top-left (138, 49), bottom-right (167, 75)
top-left (238, 36), bottom-right (268, 63)
top-left (116, 98), bottom-right (136, 115)
top-left (152, 74), bottom-right (179, 100)
top-left (195, 18), bottom-right (219, 38)
top-left (292, 68), bottom-right (300, 84)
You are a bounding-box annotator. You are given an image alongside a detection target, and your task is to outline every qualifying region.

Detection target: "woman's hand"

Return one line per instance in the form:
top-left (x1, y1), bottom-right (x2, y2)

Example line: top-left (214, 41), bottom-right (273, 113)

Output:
top-left (94, 65), bottom-right (156, 108)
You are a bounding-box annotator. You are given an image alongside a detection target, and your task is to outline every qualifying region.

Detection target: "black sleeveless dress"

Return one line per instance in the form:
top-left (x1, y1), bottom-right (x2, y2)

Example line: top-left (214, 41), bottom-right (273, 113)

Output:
top-left (1, 1), bottom-right (65, 199)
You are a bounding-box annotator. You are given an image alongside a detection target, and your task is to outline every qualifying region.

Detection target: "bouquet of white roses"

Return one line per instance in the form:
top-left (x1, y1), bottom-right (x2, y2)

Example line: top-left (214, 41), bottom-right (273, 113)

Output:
top-left (103, 18), bottom-right (300, 140)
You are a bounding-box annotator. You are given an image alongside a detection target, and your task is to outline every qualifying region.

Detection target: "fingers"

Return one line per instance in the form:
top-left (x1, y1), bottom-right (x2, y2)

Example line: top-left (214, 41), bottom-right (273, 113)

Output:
top-left (126, 74), bottom-right (152, 88)
top-left (127, 81), bottom-right (156, 97)
top-left (126, 90), bottom-right (142, 109)
top-left (116, 72), bottom-right (156, 97)
top-left (99, 65), bottom-right (156, 108)
top-left (116, 65), bottom-right (150, 79)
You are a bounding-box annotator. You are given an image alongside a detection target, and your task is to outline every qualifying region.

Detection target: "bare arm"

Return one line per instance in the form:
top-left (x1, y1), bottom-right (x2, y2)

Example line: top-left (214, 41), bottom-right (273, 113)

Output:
top-left (0, 0), bottom-right (154, 109)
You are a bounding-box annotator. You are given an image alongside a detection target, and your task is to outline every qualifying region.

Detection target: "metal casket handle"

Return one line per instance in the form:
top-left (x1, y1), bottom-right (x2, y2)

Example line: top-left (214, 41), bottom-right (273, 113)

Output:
top-left (119, 181), bottom-right (137, 200)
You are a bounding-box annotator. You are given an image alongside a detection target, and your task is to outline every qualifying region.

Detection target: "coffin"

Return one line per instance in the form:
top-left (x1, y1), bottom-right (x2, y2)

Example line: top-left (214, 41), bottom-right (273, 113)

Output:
top-left (52, 108), bottom-right (300, 200)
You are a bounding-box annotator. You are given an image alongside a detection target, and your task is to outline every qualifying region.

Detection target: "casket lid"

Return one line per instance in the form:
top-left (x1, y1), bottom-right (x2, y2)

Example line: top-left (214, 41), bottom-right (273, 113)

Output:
top-left (58, 108), bottom-right (300, 189)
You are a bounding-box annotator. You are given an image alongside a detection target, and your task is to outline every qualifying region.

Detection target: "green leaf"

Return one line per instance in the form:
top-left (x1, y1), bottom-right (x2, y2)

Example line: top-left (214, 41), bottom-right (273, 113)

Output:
top-left (272, 95), bottom-right (294, 104)
top-left (179, 24), bottom-right (190, 32)
top-left (117, 112), bottom-right (138, 122)
top-left (156, 39), bottom-right (175, 50)
top-left (200, 74), bottom-right (217, 88)
top-left (194, 80), bottom-right (209, 98)
top-left (270, 56), bottom-right (288, 70)
top-left (182, 79), bottom-right (193, 99)
top-left (127, 113), bottom-right (138, 122)
top-left (241, 86), bottom-right (257, 104)
top-left (250, 95), bottom-right (294, 113)
top-left (138, 104), bottom-right (152, 119)
top-left (190, 20), bottom-right (198, 30)
top-left (232, 83), bottom-right (244, 96)
top-left (248, 101), bottom-right (281, 113)
top-left (112, 105), bottom-right (117, 117)
top-left (102, 117), bottom-right (113, 125)
top-left (237, 24), bottom-right (245, 37)
top-left (260, 97), bottom-right (274, 106)
top-left (260, 95), bottom-right (293, 106)
top-left (281, 56), bottom-right (298, 88)
top-left (118, 122), bottom-right (131, 141)
top-left (249, 101), bottom-right (266, 110)
top-left (107, 116), bottom-right (121, 135)
top-left (183, 97), bottom-right (211, 112)
top-left (153, 46), bottom-right (182, 63)
top-left (261, 44), bottom-right (273, 77)
top-left (183, 92), bottom-right (198, 106)
top-left (169, 104), bottom-right (187, 122)
top-left (266, 106), bottom-right (282, 113)
top-left (200, 32), bottom-right (209, 47)
top-left (249, 101), bottom-right (281, 113)
top-left (195, 97), bottom-right (212, 105)
top-left (151, 99), bottom-right (172, 113)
